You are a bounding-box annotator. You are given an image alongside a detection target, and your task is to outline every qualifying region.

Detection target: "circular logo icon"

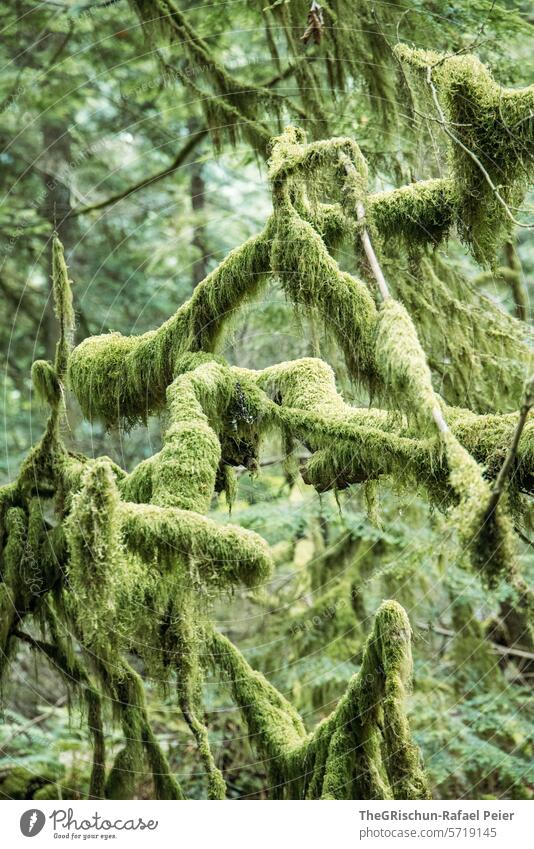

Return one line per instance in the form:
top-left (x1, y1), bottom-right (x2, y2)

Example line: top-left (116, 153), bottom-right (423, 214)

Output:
top-left (20, 809), bottom-right (46, 837)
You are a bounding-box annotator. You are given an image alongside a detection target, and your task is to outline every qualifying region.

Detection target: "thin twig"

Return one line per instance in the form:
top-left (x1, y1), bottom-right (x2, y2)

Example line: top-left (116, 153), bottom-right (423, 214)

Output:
top-left (70, 130), bottom-right (207, 217)
top-left (408, 107), bottom-right (472, 127)
top-left (235, 453), bottom-right (310, 475)
top-left (485, 375), bottom-right (534, 519)
top-left (416, 621), bottom-right (534, 661)
top-left (355, 200), bottom-right (391, 302)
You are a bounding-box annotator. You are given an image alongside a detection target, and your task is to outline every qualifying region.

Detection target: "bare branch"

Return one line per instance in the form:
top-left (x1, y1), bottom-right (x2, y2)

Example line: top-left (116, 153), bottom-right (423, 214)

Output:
top-left (485, 375), bottom-right (534, 519)
top-left (416, 621), bottom-right (534, 662)
top-left (70, 130), bottom-right (207, 217)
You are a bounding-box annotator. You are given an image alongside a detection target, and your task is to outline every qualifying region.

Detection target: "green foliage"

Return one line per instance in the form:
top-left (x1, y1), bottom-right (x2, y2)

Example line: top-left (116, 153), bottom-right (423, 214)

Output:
top-left (390, 255), bottom-right (534, 414)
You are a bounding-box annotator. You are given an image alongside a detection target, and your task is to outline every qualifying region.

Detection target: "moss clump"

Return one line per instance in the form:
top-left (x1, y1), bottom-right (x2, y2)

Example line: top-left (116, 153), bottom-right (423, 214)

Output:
top-left (119, 503), bottom-right (272, 590)
top-left (271, 199), bottom-right (378, 387)
top-left (150, 364), bottom-right (225, 513)
top-left (0, 766), bottom-right (60, 800)
top-left (368, 179), bottom-right (456, 248)
top-left (31, 360), bottom-right (61, 407)
top-left (374, 298), bottom-right (440, 428)
top-left (443, 430), bottom-right (516, 586)
top-left (65, 460), bottom-right (127, 648)
top-left (52, 235), bottom-right (75, 381)
top-left (260, 0), bottom-right (409, 130)
top-left (269, 127), bottom-right (368, 191)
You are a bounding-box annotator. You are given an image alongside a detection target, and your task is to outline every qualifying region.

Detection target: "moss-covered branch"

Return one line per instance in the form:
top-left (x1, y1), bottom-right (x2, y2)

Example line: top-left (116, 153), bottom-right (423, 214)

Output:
top-left (395, 44), bottom-right (534, 263)
top-left (211, 600), bottom-right (429, 799)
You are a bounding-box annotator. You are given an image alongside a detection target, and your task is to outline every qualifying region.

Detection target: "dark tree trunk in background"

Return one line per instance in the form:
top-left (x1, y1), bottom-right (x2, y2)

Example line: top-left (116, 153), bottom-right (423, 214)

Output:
top-left (40, 119), bottom-right (74, 360)
top-left (188, 120), bottom-right (208, 286)
top-left (190, 163), bottom-right (208, 285)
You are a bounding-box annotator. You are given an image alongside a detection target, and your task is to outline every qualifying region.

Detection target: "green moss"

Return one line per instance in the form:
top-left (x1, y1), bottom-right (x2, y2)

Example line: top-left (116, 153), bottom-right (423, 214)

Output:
top-left (271, 200), bottom-right (378, 387)
top-left (86, 689), bottom-right (106, 799)
top-left (0, 506), bottom-right (29, 676)
top-left (2, 506), bottom-right (27, 586)
top-left (0, 766), bottom-right (60, 800)
top-left (450, 601), bottom-right (498, 691)
top-left (396, 45), bottom-right (534, 264)
top-left (211, 600), bottom-right (429, 799)
top-left (251, 354), bottom-right (517, 583)
top-left (131, 0), bottom-right (417, 145)
top-left (220, 463), bottom-right (237, 511)
top-left (269, 127), bottom-right (368, 190)
top-left (31, 360), bottom-right (61, 407)
top-left (368, 179), bottom-right (456, 248)
top-left (52, 235), bottom-right (75, 381)
top-left (102, 661), bottom-right (184, 800)
top-left (266, 0), bottom-right (404, 128)
top-left (68, 228), bottom-right (272, 427)
top-left (5, 95), bottom-right (534, 800)
top-left (443, 430), bottom-right (516, 586)
top-left (364, 602), bottom-right (428, 799)
top-left (374, 298), bottom-right (439, 427)
top-left (35, 783), bottom-right (62, 800)
top-left (119, 502), bottom-right (272, 590)
top-left (150, 365), bottom-right (225, 513)
top-left (391, 255), bottom-right (533, 414)
top-left (449, 407), bottom-right (534, 489)
top-left (104, 666), bottom-right (146, 800)
top-left (176, 607), bottom-right (226, 799)
top-left (67, 122), bottom-right (532, 437)
top-left (64, 459), bottom-right (127, 649)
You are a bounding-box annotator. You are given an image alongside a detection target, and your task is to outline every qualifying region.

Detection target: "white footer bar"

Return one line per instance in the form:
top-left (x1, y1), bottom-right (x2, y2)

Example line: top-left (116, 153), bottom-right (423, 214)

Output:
top-left (4, 799), bottom-right (532, 848)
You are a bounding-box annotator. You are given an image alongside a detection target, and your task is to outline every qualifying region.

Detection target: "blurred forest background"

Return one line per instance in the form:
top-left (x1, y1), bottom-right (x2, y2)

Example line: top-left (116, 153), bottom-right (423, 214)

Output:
top-left (1, 0), bottom-right (534, 800)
